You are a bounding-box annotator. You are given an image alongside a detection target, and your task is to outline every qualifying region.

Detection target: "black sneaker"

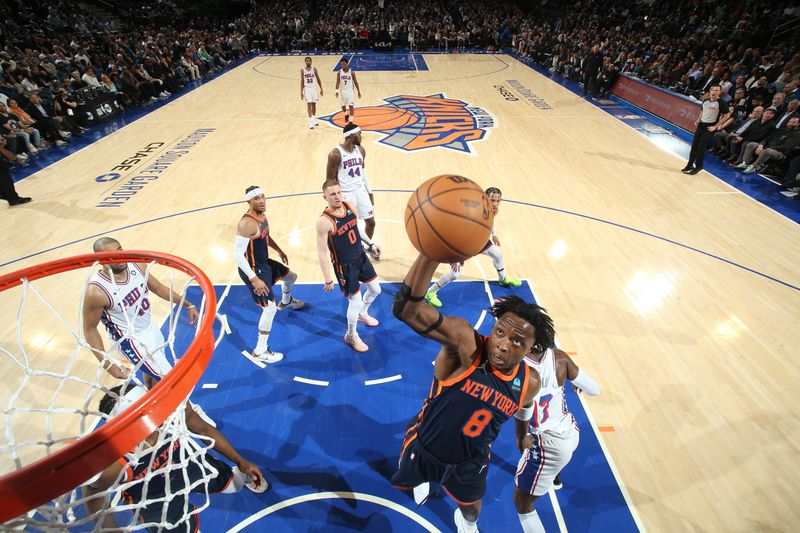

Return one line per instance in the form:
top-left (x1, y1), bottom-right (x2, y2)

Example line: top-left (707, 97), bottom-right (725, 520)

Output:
top-left (680, 165), bottom-right (693, 173)
top-left (9, 197), bottom-right (32, 206)
top-left (553, 473), bottom-right (563, 490)
top-left (687, 168), bottom-right (702, 175)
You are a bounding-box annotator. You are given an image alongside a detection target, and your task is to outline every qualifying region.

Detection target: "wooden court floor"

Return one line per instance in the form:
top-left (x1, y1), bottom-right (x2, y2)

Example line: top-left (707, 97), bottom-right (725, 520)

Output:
top-left (1, 53), bottom-right (799, 532)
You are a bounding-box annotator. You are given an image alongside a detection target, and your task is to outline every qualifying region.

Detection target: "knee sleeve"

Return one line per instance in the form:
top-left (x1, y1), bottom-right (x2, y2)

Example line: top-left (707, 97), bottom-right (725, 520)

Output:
top-left (282, 270), bottom-right (297, 290)
top-left (484, 244), bottom-right (505, 271)
top-left (259, 301), bottom-right (277, 332)
top-left (363, 279), bottom-right (381, 304)
top-left (347, 291), bottom-right (363, 325)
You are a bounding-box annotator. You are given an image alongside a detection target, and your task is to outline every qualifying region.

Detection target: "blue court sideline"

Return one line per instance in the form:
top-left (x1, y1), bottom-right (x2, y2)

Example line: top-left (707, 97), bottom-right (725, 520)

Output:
top-left (160, 280), bottom-right (639, 532)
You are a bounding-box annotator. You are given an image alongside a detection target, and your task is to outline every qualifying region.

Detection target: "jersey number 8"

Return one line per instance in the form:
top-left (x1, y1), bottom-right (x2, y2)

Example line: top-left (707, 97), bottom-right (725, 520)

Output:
top-left (462, 409), bottom-right (493, 438)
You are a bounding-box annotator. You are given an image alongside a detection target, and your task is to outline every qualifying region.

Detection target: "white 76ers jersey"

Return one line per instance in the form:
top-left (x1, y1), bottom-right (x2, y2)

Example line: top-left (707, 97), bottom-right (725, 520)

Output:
top-left (88, 264), bottom-right (154, 336)
top-left (303, 66), bottom-right (316, 87)
top-left (525, 348), bottom-right (578, 435)
top-left (336, 145), bottom-right (365, 192)
top-left (339, 69), bottom-right (354, 93)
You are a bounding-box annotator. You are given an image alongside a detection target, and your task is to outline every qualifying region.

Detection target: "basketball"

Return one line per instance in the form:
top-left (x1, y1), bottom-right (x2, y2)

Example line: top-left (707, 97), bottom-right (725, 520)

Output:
top-left (405, 175), bottom-right (494, 263)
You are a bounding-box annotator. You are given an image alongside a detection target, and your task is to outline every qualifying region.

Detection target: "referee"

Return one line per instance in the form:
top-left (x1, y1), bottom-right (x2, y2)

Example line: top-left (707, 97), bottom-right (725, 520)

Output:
top-left (682, 84), bottom-right (730, 175)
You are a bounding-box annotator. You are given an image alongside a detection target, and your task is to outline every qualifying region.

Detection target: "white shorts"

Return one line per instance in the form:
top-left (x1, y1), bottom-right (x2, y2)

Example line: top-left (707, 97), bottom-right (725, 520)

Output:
top-left (303, 86), bottom-right (318, 103)
top-left (341, 186), bottom-right (374, 219)
top-left (515, 426), bottom-right (579, 496)
top-left (340, 91), bottom-right (355, 107)
top-left (113, 325), bottom-right (173, 379)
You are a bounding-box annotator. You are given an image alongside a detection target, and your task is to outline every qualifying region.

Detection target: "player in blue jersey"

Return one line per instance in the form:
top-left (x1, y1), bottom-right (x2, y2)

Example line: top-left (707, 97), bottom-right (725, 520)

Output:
top-left (233, 186), bottom-right (304, 363)
top-left (315, 179), bottom-right (381, 352)
top-left (392, 252), bottom-right (554, 533)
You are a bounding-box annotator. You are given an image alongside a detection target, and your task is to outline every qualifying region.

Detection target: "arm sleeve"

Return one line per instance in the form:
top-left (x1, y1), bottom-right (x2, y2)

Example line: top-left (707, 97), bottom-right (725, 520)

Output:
top-left (356, 218), bottom-right (373, 247)
top-left (571, 368), bottom-right (601, 396)
top-left (363, 171), bottom-right (372, 194)
top-left (233, 235), bottom-right (257, 280)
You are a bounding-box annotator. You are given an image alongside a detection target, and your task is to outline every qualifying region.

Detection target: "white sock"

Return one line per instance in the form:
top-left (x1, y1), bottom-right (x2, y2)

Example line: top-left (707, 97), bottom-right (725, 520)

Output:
top-left (346, 292), bottom-right (363, 334)
top-left (225, 466), bottom-right (246, 493)
top-left (360, 279), bottom-right (381, 316)
top-left (483, 245), bottom-right (505, 280)
top-left (255, 301), bottom-right (277, 352)
top-left (518, 510), bottom-right (545, 533)
top-left (281, 271), bottom-right (297, 305)
top-left (428, 265), bottom-right (461, 293)
top-left (455, 508), bottom-right (478, 533)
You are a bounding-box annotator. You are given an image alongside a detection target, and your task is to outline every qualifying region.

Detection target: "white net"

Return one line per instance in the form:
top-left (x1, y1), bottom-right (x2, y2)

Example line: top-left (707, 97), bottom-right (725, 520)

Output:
top-left (0, 256), bottom-right (228, 531)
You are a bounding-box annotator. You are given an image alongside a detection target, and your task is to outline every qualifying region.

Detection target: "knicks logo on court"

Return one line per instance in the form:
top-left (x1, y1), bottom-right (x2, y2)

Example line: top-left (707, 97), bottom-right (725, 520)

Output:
top-left (323, 94), bottom-right (495, 153)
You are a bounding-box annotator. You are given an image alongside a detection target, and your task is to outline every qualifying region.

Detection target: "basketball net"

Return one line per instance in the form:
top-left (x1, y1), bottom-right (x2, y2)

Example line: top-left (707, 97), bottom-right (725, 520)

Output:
top-left (0, 255), bottom-right (225, 531)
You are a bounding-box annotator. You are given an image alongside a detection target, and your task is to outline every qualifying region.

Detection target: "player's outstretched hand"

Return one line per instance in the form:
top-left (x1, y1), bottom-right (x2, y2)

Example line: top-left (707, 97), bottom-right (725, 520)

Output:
top-left (105, 361), bottom-right (130, 380)
top-left (519, 433), bottom-right (534, 453)
top-left (236, 459), bottom-right (265, 489)
top-left (372, 244), bottom-right (382, 261)
top-left (252, 278), bottom-right (269, 296)
top-left (323, 280), bottom-right (335, 293)
top-left (279, 251), bottom-right (289, 265)
top-left (186, 306), bottom-right (199, 326)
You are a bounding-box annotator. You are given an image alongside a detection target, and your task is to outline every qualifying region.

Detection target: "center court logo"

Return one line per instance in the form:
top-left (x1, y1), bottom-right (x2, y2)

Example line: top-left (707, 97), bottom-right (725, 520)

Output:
top-left (323, 93), bottom-right (495, 153)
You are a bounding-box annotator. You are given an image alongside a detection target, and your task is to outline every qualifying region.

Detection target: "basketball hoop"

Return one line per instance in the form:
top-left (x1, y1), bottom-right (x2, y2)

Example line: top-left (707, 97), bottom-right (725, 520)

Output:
top-left (0, 251), bottom-right (216, 526)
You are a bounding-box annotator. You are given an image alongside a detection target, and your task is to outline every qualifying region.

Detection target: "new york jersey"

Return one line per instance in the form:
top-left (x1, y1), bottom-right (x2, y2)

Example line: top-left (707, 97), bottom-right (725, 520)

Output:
top-left (524, 348), bottom-right (577, 435)
top-left (407, 332), bottom-right (531, 464)
top-left (321, 201), bottom-right (362, 263)
top-left (89, 264), bottom-right (153, 336)
top-left (336, 145), bottom-right (365, 192)
top-left (241, 212), bottom-right (271, 270)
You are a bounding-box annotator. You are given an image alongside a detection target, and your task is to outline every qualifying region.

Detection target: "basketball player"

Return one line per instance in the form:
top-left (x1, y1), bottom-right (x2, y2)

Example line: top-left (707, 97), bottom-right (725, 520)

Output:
top-left (335, 58), bottom-right (361, 124)
top-left (233, 185), bottom-right (304, 363)
top-left (82, 237), bottom-right (216, 426)
top-left (426, 187), bottom-right (522, 307)
top-left (300, 56), bottom-right (323, 129)
top-left (84, 383), bottom-right (267, 531)
top-left (326, 122), bottom-right (379, 259)
top-left (513, 348), bottom-right (600, 532)
top-left (392, 251), bottom-right (555, 533)
top-left (316, 180), bottom-right (382, 352)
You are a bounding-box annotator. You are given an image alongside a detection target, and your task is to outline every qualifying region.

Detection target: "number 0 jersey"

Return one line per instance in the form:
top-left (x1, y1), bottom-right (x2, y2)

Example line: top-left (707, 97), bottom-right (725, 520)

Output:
top-left (524, 348), bottom-right (577, 435)
top-left (336, 145), bottom-right (365, 192)
top-left (321, 202), bottom-right (362, 263)
top-left (404, 332), bottom-right (531, 464)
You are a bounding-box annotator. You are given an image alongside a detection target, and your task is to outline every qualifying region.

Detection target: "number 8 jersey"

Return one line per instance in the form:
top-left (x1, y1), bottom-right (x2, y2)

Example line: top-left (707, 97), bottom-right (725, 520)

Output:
top-left (336, 144), bottom-right (365, 192)
top-left (404, 332), bottom-right (531, 464)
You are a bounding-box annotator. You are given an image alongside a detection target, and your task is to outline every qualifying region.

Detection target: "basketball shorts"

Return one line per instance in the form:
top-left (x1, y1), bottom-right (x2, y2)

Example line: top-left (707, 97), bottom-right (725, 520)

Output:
top-left (239, 258), bottom-right (289, 306)
top-left (333, 253), bottom-right (377, 297)
top-left (339, 90), bottom-right (355, 107)
top-left (391, 437), bottom-right (489, 505)
top-left (515, 427), bottom-right (579, 497)
top-left (136, 453), bottom-right (234, 532)
top-left (115, 324), bottom-right (172, 380)
top-left (341, 186), bottom-right (374, 218)
top-left (303, 86), bottom-right (318, 103)
top-left (479, 240), bottom-right (494, 254)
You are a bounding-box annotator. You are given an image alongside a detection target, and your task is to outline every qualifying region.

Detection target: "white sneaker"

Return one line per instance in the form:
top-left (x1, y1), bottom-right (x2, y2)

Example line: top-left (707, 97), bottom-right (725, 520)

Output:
top-left (58, 130), bottom-right (71, 138)
top-left (190, 403), bottom-right (216, 427)
top-left (358, 314), bottom-right (379, 327)
top-left (454, 508), bottom-right (479, 533)
top-left (413, 482), bottom-right (430, 505)
top-left (28, 146), bottom-right (39, 155)
top-left (314, 119), bottom-right (320, 127)
top-left (245, 474), bottom-right (270, 493)
top-left (253, 346), bottom-right (284, 363)
top-left (55, 139), bottom-right (67, 146)
top-left (344, 332), bottom-right (368, 352)
top-left (278, 297), bottom-right (305, 310)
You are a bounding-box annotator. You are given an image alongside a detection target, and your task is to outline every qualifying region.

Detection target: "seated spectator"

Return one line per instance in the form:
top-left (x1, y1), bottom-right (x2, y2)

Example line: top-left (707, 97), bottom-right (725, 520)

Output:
top-left (712, 104), bottom-right (763, 155)
top-left (0, 101), bottom-right (41, 155)
top-left (82, 68), bottom-right (102, 88)
top-left (726, 107), bottom-right (777, 164)
top-left (775, 99), bottom-right (800, 128)
top-left (70, 70), bottom-right (88, 91)
top-left (739, 116), bottom-right (800, 174)
top-left (24, 93), bottom-right (72, 144)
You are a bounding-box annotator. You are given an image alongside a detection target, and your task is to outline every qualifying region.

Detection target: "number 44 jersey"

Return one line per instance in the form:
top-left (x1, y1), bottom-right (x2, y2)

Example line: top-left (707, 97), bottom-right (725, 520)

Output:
top-left (336, 144), bottom-right (365, 192)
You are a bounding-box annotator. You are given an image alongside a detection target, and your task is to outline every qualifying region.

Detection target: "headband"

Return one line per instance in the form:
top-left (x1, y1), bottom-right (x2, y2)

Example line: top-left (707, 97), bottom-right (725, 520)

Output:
top-left (245, 187), bottom-right (264, 201)
top-left (344, 127), bottom-right (361, 138)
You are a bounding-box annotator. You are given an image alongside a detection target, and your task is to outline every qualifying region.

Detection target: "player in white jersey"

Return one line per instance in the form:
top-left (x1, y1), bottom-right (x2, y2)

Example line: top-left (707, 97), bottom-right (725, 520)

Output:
top-left (83, 238), bottom-right (199, 381)
top-left (300, 56), bottom-right (323, 129)
top-left (512, 345), bottom-right (601, 533)
top-left (335, 58), bottom-right (361, 124)
top-left (426, 187), bottom-right (522, 307)
top-left (326, 122), bottom-right (379, 260)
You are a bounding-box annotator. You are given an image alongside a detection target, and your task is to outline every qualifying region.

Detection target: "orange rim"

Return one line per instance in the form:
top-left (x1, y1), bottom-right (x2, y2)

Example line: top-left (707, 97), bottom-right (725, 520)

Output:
top-left (0, 251), bottom-right (216, 523)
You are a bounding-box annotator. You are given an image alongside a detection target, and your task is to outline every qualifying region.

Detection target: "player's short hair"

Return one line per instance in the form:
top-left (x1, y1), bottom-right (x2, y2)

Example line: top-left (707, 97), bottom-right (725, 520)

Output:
top-left (490, 295), bottom-right (555, 353)
top-left (343, 122), bottom-right (360, 135)
top-left (99, 383), bottom-right (137, 415)
top-left (322, 179), bottom-right (339, 192)
top-left (709, 83), bottom-right (722, 90)
top-left (485, 187), bottom-right (502, 197)
top-left (93, 236), bottom-right (121, 253)
top-left (304, 56), bottom-right (311, 60)
top-left (341, 58), bottom-right (349, 63)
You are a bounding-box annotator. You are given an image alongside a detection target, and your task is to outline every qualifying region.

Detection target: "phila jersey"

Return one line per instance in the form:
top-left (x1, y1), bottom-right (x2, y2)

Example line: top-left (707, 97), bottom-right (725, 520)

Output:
top-left (241, 212), bottom-right (271, 269)
top-left (407, 332), bottom-right (531, 464)
top-left (524, 348), bottom-right (577, 435)
top-left (336, 145), bottom-right (365, 192)
top-left (302, 66), bottom-right (316, 87)
top-left (89, 264), bottom-right (153, 336)
top-left (321, 201), bottom-right (362, 263)
top-left (339, 68), bottom-right (354, 93)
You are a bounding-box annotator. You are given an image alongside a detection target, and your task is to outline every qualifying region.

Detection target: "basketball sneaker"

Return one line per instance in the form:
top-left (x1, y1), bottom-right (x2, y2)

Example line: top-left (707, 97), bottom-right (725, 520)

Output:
top-left (553, 473), bottom-right (563, 490)
top-left (358, 313), bottom-right (379, 326)
top-left (253, 346), bottom-right (284, 363)
top-left (425, 290), bottom-right (443, 308)
top-left (245, 474), bottom-right (270, 493)
top-left (278, 297), bottom-right (305, 310)
top-left (498, 276), bottom-right (522, 288)
top-left (454, 508), bottom-right (479, 533)
top-left (344, 331), bottom-right (368, 352)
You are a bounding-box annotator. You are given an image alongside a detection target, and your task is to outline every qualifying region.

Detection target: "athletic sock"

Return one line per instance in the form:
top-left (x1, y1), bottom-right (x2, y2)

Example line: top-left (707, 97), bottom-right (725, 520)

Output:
top-left (518, 510), bottom-right (545, 533)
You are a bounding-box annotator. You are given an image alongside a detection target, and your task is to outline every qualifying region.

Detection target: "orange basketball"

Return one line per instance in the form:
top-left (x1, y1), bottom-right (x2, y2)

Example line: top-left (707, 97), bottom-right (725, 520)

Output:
top-left (334, 107), bottom-right (418, 129)
top-left (405, 175), bottom-right (494, 263)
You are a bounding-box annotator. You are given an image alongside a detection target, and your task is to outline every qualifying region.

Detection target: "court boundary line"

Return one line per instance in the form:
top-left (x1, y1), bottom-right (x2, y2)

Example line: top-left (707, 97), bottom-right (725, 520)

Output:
top-left (524, 278), bottom-right (647, 532)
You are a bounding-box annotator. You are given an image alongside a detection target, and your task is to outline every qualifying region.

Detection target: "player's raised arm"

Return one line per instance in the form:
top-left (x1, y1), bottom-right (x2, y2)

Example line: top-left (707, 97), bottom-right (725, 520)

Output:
top-left (315, 215), bottom-right (336, 292)
top-left (143, 266), bottom-right (199, 325)
top-left (560, 349), bottom-right (601, 395)
top-left (326, 147), bottom-right (341, 183)
top-left (392, 254), bottom-right (478, 360)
